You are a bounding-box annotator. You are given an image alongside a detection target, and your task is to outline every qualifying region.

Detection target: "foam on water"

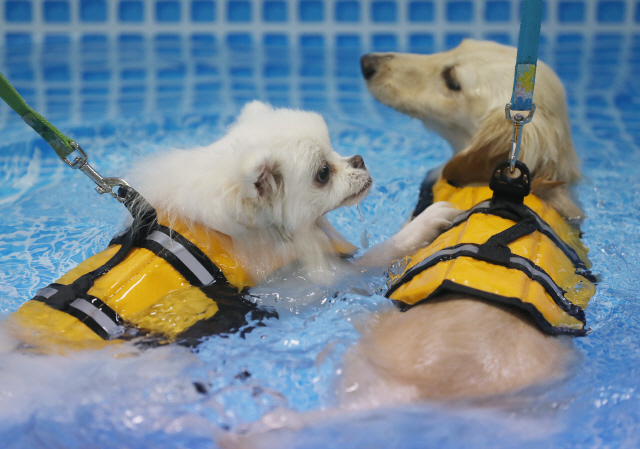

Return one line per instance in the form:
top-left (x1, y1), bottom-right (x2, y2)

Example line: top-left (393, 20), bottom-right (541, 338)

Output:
top-left (1, 36), bottom-right (640, 448)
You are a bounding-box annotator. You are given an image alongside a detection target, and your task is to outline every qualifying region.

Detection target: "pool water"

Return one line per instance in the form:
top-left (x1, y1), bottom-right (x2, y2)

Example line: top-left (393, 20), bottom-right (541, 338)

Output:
top-left (1, 34), bottom-right (640, 448)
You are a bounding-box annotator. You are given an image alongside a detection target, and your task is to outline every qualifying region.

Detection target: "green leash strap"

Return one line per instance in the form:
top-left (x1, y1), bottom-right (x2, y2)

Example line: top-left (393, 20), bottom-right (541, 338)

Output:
top-left (0, 71), bottom-right (76, 159)
top-left (0, 71), bottom-right (131, 201)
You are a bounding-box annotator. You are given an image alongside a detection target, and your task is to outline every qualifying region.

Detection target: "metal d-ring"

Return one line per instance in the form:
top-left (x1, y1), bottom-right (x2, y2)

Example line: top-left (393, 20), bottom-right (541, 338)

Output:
top-left (505, 104), bottom-right (536, 173)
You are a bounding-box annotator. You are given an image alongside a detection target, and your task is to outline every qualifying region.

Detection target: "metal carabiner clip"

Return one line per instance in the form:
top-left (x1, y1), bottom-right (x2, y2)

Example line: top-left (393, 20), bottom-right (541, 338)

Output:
top-left (60, 142), bottom-right (131, 202)
top-left (505, 104), bottom-right (536, 173)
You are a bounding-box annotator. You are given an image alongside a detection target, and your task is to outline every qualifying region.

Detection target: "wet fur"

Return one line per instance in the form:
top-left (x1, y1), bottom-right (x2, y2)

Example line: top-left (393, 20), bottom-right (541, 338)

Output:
top-left (130, 101), bottom-right (459, 285)
top-left (346, 39), bottom-right (584, 402)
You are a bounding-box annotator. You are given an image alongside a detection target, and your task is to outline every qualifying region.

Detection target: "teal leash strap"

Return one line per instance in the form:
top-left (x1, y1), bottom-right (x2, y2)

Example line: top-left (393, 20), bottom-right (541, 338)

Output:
top-left (511, 0), bottom-right (543, 111)
top-left (505, 0), bottom-right (543, 172)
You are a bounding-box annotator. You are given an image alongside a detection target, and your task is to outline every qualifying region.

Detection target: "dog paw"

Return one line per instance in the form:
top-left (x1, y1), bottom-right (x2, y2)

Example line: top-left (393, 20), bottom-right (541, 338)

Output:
top-left (397, 202), bottom-right (462, 251)
top-left (419, 201), bottom-right (461, 227)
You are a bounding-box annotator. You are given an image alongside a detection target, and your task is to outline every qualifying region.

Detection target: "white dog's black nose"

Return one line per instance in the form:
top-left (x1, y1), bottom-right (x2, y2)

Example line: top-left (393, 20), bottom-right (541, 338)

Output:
top-left (360, 54), bottom-right (378, 80)
top-left (350, 155), bottom-right (366, 169)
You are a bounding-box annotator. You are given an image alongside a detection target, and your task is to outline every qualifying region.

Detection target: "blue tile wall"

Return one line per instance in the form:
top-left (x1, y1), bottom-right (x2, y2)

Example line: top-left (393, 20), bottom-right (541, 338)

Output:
top-left (119, 1), bottom-right (144, 21)
top-left (1, 0), bottom-right (639, 128)
top-left (409, 1), bottom-right (434, 21)
top-left (409, 33), bottom-right (434, 53)
top-left (192, 1), bottom-right (215, 21)
top-left (227, 0), bottom-right (251, 21)
top-left (447, 1), bottom-right (474, 22)
top-left (299, 0), bottom-right (323, 21)
top-left (558, 1), bottom-right (584, 22)
top-left (597, 1), bottom-right (625, 22)
top-left (5, 1), bottom-right (32, 22)
top-left (156, 1), bottom-right (181, 22)
top-left (80, 0), bottom-right (107, 22)
top-left (372, 34), bottom-right (397, 51)
top-left (371, 1), bottom-right (396, 22)
top-left (1, 0), bottom-right (637, 47)
top-left (335, 1), bottom-right (359, 21)
top-left (485, 1), bottom-right (510, 21)
top-left (43, 1), bottom-right (70, 22)
top-left (263, 1), bottom-right (286, 21)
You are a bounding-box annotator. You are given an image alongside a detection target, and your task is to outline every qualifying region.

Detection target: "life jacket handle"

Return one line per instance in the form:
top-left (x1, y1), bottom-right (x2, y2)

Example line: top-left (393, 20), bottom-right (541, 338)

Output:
top-left (489, 160), bottom-right (531, 204)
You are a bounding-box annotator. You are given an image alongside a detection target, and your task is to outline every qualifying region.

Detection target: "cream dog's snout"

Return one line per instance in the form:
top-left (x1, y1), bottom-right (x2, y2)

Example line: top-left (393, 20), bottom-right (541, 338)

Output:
top-left (360, 53), bottom-right (394, 80)
top-left (360, 54), bottom-right (378, 80)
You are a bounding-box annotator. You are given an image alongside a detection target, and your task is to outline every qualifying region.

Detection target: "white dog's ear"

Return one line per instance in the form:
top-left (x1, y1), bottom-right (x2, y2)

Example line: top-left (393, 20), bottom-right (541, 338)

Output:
top-left (246, 158), bottom-right (282, 200)
top-left (239, 101), bottom-right (273, 121)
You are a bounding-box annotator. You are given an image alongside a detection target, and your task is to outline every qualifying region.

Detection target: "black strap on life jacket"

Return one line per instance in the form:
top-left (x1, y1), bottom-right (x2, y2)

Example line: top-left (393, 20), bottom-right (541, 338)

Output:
top-left (449, 199), bottom-right (593, 280)
top-left (412, 166), bottom-right (440, 218)
top-left (389, 160), bottom-right (591, 336)
top-left (31, 186), bottom-right (153, 339)
top-left (31, 185), bottom-right (230, 340)
top-left (418, 159), bottom-right (593, 279)
top-left (32, 283), bottom-right (126, 340)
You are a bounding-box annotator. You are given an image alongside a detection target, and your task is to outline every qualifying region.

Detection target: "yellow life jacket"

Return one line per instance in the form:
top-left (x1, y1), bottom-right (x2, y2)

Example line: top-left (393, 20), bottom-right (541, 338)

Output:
top-left (12, 187), bottom-right (355, 352)
top-left (387, 169), bottom-right (596, 337)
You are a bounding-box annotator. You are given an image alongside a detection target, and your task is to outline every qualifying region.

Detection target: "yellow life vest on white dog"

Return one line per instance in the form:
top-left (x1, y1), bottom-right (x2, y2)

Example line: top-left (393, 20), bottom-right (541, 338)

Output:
top-left (12, 188), bottom-right (263, 350)
top-left (387, 165), bottom-right (595, 336)
top-left (12, 187), bottom-right (355, 352)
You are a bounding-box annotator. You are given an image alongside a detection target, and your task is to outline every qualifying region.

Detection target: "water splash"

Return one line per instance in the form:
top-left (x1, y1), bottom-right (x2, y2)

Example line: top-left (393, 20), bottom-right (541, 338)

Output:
top-left (356, 203), bottom-right (369, 249)
top-left (356, 203), bottom-right (364, 222)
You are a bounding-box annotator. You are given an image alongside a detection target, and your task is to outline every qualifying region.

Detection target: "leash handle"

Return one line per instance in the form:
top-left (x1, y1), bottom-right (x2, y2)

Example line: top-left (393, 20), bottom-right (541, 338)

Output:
top-left (506, 0), bottom-right (543, 172)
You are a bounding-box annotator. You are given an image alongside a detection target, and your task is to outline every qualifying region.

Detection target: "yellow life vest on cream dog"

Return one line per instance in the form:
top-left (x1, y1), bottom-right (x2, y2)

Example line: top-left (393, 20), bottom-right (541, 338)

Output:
top-left (12, 187), bottom-right (272, 351)
top-left (387, 162), bottom-right (595, 336)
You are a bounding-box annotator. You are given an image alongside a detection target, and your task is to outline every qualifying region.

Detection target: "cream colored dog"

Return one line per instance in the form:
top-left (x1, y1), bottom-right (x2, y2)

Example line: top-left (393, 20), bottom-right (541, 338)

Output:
top-left (340, 39), bottom-right (586, 404)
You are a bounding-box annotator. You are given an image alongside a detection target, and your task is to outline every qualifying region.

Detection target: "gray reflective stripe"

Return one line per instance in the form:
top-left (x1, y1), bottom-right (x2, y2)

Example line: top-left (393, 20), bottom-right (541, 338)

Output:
top-left (410, 244), bottom-right (479, 273)
top-left (509, 255), bottom-right (566, 299)
top-left (451, 200), bottom-right (583, 268)
top-left (146, 230), bottom-right (215, 286)
top-left (527, 211), bottom-right (577, 260)
top-left (452, 201), bottom-right (491, 226)
top-left (36, 286), bottom-right (58, 299)
top-left (406, 245), bottom-right (568, 306)
top-left (69, 298), bottom-right (122, 338)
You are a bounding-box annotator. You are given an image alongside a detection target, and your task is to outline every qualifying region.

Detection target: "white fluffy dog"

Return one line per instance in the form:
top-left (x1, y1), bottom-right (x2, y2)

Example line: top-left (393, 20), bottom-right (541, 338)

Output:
top-left (336, 39), bottom-right (586, 404)
top-left (131, 101), bottom-right (459, 285)
top-left (9, 101), bottom-right (460, 353)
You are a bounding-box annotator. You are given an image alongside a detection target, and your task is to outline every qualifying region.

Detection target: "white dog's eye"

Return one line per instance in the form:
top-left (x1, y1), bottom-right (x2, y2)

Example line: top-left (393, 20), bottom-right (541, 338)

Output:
top-left (317, 164), bottom-right (330, 184)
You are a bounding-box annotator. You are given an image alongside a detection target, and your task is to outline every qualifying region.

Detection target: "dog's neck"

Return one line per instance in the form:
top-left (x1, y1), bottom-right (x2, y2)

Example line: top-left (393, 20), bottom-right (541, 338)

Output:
top-left (221, 219), bottom-right (342, 285)
top-left (420, 119), bottom-right (473, 154)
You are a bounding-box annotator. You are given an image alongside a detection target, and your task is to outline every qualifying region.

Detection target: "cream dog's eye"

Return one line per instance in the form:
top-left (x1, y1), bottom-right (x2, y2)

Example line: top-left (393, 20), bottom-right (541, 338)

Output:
top-left (317, 164), bottom-right (330, 184)
top-left (442, 66), bottom-right (461, 91)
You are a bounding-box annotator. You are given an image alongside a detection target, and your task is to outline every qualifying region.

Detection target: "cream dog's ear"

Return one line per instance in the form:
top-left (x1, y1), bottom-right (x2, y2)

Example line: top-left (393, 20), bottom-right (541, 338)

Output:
top-left (442, 108), bottom-right (511, 185)
top-left (442, 105), bottom-right (583, 219)
top-left (443, 102), bottom-right (581, 187)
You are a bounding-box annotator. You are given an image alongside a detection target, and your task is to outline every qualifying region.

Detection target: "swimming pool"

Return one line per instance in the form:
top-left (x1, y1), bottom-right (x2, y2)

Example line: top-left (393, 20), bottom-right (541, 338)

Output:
top-left (1, 1), bottom-right (640, 447)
